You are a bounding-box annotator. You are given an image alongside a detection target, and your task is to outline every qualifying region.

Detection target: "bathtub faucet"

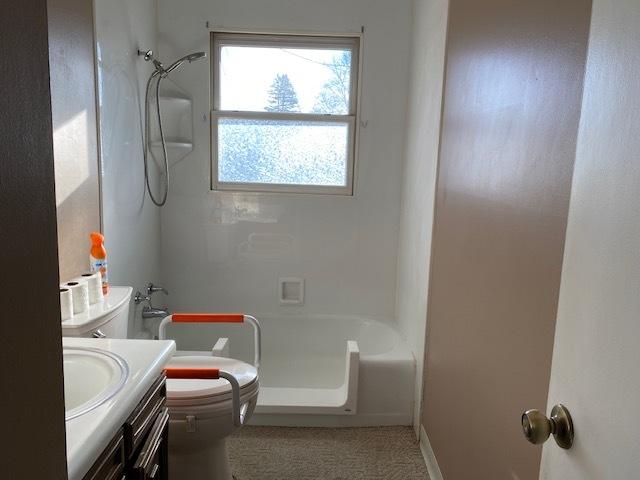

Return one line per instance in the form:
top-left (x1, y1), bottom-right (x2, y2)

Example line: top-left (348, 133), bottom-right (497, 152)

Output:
top-left (134, 283), bottom-right (170, 319)
top-left (142, 305), bottom-right (170, 319)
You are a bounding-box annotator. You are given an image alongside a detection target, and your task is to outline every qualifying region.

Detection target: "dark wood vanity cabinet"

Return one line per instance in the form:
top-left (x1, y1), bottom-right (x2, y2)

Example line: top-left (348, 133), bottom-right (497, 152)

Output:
top-left (125, 375), bottom-right (169, 480)
top-left (130, 410), bottom-right (169, 480)
top-left (83, 375), bottom-right (168, 480)
top-left (81, 432), bottom-right (126, 480)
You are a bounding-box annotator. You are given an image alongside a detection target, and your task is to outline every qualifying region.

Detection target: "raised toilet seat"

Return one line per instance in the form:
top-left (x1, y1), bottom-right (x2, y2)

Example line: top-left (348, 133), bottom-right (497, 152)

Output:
top-left (165, 356), bottom-right (259, 480)
top-left (159, 314), bottom-right (261, 480)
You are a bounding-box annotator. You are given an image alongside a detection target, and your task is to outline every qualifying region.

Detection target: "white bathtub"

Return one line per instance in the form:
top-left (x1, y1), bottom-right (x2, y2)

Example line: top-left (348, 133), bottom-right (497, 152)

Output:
top-left (165, 315), bottom-right (415, 427)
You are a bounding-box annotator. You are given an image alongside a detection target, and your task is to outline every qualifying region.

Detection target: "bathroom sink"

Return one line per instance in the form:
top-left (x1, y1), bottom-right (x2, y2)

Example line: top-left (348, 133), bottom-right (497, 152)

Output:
top-left (63, 347), bottom-right (129, 420)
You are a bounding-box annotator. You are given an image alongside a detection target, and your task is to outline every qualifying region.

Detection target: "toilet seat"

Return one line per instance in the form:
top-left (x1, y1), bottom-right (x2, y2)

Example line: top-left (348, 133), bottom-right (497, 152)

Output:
top-left (165, 356), bottom-right (258, 410)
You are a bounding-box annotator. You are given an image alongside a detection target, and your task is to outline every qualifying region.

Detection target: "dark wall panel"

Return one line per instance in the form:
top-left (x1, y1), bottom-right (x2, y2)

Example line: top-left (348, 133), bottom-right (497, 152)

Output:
top-left (0, 0), bottom-right (68, 478)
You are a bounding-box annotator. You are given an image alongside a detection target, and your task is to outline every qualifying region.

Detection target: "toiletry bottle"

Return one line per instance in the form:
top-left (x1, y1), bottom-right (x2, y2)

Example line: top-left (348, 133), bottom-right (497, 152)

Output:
top-left (90, 232), bottom-right (109, 294)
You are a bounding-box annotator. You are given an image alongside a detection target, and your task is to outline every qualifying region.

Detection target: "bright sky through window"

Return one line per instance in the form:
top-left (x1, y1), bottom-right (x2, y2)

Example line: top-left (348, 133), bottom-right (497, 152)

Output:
top-left (220, 47), bottom-right (351, 114)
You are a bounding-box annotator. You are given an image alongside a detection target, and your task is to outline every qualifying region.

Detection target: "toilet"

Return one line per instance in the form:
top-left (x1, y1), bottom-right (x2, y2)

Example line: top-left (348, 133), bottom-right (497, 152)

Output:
top-left (61, 286), bottom-right (259, 480)
top-left (165, 355), bottom-right (259, 479)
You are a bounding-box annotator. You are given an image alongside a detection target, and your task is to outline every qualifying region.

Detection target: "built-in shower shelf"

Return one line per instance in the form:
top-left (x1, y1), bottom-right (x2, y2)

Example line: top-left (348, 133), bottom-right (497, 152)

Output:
top-left (149, 139), bottom-right (193, 168)
top-left (159, 95), bottom-right (191, 105)
top-left (149, 82), bottom-right (195, 170)
top-left (151, 139), bottom-right (193, 149)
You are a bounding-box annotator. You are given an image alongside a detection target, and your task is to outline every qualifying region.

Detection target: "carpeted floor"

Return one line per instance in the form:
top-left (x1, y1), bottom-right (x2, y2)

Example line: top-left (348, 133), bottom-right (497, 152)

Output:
top-left (228, 426), bottom-right (430, 480)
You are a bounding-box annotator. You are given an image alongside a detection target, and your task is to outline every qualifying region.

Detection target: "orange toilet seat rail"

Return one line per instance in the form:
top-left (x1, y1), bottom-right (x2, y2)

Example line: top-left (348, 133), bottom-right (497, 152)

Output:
top-left (171, 313), bottom-right (244, 323)
top-left (158, 313), bottom-right (262, 369)
top-left (164, 367), bottom-right (220, 379)
top-left (163, 366), bottom-right (246, 427)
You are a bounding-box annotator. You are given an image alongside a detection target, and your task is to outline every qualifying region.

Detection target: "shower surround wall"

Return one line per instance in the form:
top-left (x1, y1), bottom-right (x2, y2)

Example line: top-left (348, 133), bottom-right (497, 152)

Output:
top-left (395, 0), bottom-right (449, 433)
top-left (157, 0), bottom-right (412, 318)
top-left (94, 0), bottom-right (162, 336)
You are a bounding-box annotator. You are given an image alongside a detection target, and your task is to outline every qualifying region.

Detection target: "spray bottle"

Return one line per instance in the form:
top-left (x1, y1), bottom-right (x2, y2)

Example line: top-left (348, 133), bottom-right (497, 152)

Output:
top-left (89, 232), bottom-right (109, 295)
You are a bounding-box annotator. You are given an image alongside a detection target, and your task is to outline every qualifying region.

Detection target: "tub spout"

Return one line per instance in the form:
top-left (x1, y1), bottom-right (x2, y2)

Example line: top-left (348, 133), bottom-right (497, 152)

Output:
top-left (142, 306), bottom-right (169, 319)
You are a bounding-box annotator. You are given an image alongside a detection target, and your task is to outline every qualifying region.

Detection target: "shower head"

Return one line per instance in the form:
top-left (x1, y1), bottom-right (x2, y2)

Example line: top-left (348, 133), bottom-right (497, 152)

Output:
top-left (164, 51), bottom-right (207, 74)
top-left (185, 51), bottom-right (207, 62)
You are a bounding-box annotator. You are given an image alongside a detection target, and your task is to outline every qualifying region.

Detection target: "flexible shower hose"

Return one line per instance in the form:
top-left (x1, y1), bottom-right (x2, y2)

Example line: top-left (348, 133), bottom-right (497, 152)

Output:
top-left (143, 72), bottom-right (169, 207)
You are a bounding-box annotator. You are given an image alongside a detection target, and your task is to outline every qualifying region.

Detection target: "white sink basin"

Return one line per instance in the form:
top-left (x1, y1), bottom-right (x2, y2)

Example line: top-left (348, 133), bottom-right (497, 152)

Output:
top-left (64, 347), bottom-right (129, 420)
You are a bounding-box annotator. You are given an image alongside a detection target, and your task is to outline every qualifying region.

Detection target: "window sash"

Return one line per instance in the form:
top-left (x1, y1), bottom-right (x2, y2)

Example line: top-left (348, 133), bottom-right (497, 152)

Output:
top-left (211, 111), bottom-right (356, 195)
top-left (211, 32), bottom-right (360, 116)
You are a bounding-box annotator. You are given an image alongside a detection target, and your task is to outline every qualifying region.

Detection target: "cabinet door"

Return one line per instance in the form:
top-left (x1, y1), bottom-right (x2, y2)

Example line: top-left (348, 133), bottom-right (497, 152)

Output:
top-left (124, 375), bottom-right (166, 462)
top-left (131, 407), bottom-right (169, 480)
top-left (82, 432), bottom-right (125, 480)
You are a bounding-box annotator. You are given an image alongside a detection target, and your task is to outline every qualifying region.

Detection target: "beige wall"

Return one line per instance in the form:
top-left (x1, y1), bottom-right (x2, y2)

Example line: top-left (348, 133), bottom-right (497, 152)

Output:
top-left (396, 0), bottom-right (449, 434)
top-left (49, 0), bottom-right (101, 281)
top-left (541, 0), bottom-right (640, 477)
top-left (421, 0), bottom-right (591, 478)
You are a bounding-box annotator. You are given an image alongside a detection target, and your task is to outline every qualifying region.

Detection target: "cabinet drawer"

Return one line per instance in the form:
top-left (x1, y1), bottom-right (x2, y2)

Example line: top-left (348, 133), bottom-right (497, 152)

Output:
top-left (131, 407), bottom-right (169, 480)
top-left (124, 375), bottom-right (166, 461)
top-left (82, 431), bottom-right (125, 480)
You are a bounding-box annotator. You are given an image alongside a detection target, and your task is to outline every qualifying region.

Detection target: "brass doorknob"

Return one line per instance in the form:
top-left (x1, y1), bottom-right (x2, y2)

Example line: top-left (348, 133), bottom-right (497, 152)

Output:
top-left (521, 404), bottom-right (574, 449)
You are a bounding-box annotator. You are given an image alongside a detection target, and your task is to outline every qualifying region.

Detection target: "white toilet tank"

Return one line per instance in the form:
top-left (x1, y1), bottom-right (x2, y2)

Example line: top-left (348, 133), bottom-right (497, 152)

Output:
top-left (61, 286), bottom-right (132, 338)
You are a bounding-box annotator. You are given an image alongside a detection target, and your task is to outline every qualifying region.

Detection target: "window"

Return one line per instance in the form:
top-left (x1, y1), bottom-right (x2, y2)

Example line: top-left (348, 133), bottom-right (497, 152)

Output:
top-left (211, 32), bottom-right (360, 195)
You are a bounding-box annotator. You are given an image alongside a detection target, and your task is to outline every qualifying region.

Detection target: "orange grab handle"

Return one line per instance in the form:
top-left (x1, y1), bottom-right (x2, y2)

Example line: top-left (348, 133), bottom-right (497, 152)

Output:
top-left (164, 368), bottom-right (220, 379)
top-left (171, 313), bottom-right (244, 323)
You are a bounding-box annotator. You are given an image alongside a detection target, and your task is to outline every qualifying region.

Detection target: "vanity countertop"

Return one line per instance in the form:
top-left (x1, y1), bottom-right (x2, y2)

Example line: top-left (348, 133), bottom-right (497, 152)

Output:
top-left (64, 337), bottom-right (175, 480)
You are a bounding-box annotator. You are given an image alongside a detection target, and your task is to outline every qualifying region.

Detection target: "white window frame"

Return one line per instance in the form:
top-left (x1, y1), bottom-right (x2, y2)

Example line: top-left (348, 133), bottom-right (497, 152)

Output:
top-left (210, 32), bottom-right (361, 195)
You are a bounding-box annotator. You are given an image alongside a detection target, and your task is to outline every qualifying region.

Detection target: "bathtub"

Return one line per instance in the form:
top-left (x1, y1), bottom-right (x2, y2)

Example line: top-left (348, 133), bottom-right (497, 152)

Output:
top-left (164, 315), bottom-right (415, 427)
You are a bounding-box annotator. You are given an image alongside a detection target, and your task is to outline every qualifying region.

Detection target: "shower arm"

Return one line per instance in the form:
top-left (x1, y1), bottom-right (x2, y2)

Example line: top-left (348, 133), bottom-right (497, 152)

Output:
top-left (138, 48), bottom-right (206, 76)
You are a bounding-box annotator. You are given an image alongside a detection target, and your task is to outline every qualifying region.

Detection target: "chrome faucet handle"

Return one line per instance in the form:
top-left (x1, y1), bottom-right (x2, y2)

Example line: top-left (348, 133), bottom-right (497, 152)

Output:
top-left (146, 282), bottom-right (168, 296)
top-left (134, 291), bottom-right (151, 305)
top-left (92, 329), bottom-right (107, 339)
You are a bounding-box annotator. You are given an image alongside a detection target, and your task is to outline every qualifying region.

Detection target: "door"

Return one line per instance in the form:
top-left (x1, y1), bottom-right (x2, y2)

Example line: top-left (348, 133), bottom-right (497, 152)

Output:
top-left (420, 0), bottom-right (591, 478)
top-left (536, 0), bottom-right (640, 477)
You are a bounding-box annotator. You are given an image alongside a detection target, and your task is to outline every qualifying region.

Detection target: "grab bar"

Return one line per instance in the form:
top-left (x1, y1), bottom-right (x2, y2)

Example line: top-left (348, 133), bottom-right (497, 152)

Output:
top-left (158, 313), bottom-right (261, 369)
top-left (164, 367), bottom-right (247, 426)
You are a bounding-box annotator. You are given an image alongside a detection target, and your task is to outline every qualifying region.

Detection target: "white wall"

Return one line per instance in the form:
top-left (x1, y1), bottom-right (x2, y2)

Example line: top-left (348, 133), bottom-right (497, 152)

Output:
top-left (540, 0), bottom-right (640, 477)
top-left (94, 0), bottom-right (162, 336)
top-left (395, 0), bottom-right (448, 433)
top-left (156, 0), bottom-right (412, 319)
